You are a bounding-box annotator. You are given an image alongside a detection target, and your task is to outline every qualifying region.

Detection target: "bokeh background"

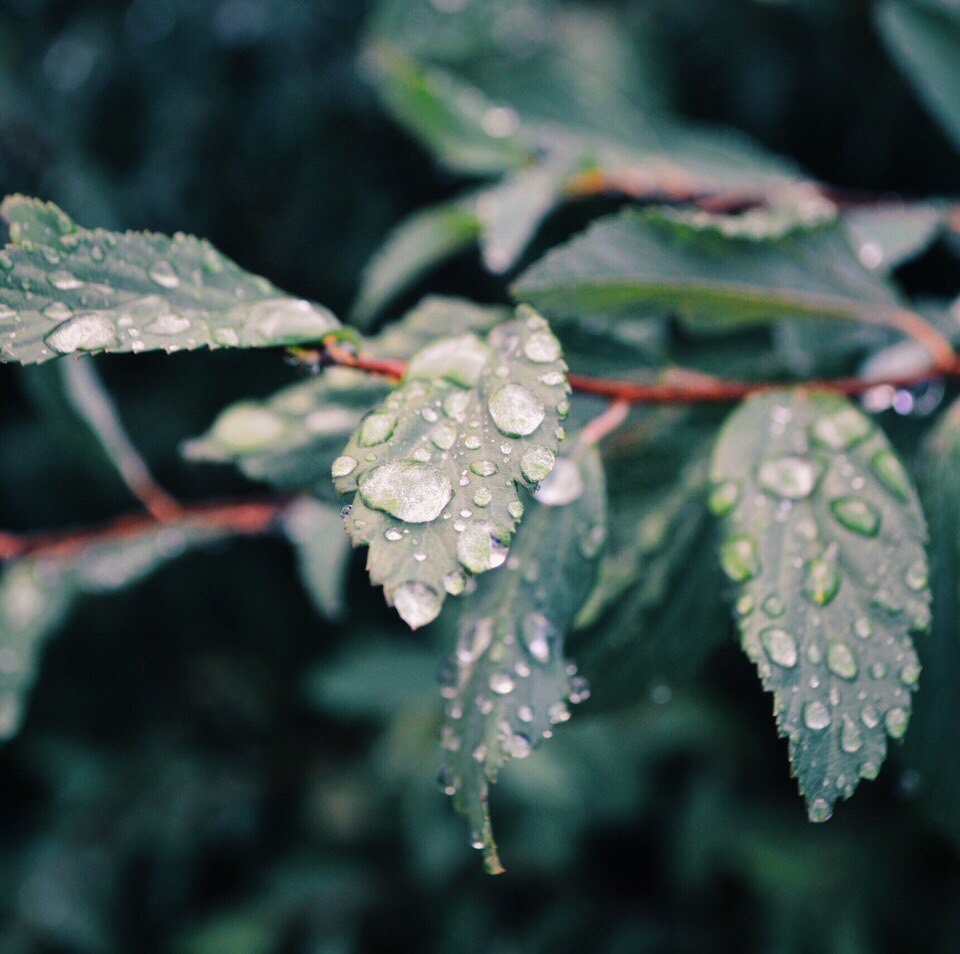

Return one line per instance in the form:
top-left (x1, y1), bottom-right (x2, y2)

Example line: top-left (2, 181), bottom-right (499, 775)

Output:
top-left (2, 0), bottom-right (960, 951)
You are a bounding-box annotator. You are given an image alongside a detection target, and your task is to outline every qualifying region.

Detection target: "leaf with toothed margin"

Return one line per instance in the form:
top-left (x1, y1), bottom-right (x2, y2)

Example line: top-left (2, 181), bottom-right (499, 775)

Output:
top-left (333, 305), bottom-right (570, 630)
top-left (710, 389), bottom-right (931, 822)
top-left (513, 207), bottom-right (901, 336)
top-left (184, 298), bottom-right (508, 499)
top-left (0, 196), bottom-right (340, 364)
top-left (437, 443), bottom-right (606, 873)
top-left (0, 524), bottom-right (228, 741)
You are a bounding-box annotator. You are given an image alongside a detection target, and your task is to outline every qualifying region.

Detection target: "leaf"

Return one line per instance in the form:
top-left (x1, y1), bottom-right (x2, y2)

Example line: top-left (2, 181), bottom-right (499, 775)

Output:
top-left (710, 389), bottom-right (930, 821)
top-left (183, 368), bottom-right (391, 500)
top-left (282, 497), bottom-right (354, 623)
top-left (514, 207), bottom-right (900, 335)
top-left (333, 305), bottom-right (570, 629)
top-left (2, 194), bottom-right (79, 246)
top-left (0, 197), bottom-right (340, 364)
top-left (351, 200), bottom-right (480, 329)
top-left (877, 0), bottom-right (960, 151)
top-left (437, 443), bottom-right (606, 873)
top-left (904, 399), bottom-right (960, 842)
top-left (0, 524), bottom-right (226, 740)
top-left (845, 203), bottom-right (946, 274)
top-left (370, 47), bottom-right (530, 176)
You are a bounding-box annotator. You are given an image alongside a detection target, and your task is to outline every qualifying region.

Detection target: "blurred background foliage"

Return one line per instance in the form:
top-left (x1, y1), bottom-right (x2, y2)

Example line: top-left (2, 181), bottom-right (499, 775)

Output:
top-left (2, 0), bottom-right (960, 951)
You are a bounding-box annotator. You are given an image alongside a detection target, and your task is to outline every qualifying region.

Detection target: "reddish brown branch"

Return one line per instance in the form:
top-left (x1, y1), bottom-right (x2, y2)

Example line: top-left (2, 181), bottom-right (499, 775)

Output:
top-left (0, 497), bottom-right (290, 563)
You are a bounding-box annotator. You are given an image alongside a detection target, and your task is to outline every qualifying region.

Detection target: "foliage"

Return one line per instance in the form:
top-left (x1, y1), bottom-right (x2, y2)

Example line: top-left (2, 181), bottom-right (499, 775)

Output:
top-left (4, 0), bottom-right (960, 948)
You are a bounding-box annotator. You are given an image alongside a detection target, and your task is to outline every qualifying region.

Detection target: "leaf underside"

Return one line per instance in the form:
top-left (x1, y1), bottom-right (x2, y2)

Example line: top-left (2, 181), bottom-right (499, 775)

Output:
top-left (710, 389), bottom-right (930, 821)
top-left (439, 444), bottom-right (606, 872)
top-left (333, 306), bottom-right (570, 629)
top-left (0, 196), bottom-right (339, 364)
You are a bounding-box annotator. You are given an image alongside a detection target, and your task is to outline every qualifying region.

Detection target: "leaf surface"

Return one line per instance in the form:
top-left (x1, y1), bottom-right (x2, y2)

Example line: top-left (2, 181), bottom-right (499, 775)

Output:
top-left (710, 389), bottom-right (930, 820)
top-left (333, 306), bottom-right (569, 628)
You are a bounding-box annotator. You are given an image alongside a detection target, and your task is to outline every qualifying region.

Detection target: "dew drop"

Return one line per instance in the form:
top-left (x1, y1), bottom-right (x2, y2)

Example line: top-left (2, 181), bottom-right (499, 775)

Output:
top-left (871, 450), bottom-right (911, 502)
top-left (359, 461), bottom-right (452, 523)
top-left (488, 383), bottom-right (544, 437)
top-left (523, 329), bottom-right (561, 363)
top-left (457, 522), bottom-right (509, 573)
top-left (392, 582), bottom-right (441, 629)
top-left (757, 455), bottom-right (822, 499)
top-left (148, 260), bottom-right (181, 288)
top-left (803, 552), bottom-right (840, 606)
top-left (519, 445), bottom-right (555, 483)
top-left (841, 714), bottom-right (864, 753)
top-left (48, 269), bottom-right (83, 290)
top-left (709, 480), bottom-right (740, 516)
top-left (430, 421), bottom-right (457, 450)
top-left (808, 797), bottom-right (833, 823)
top-left (473, 487), bottom-right (492, 507)
top-left (905, 560), bottom-right (928, 592)
top-left (358, 412), bottom-right (396, 446)
top-left (490, 672), bottom-right (514, 695)
top-left (44, 314), bottom-right (119, 354)
top-left (810, 406), bottom-right (872, 450)
top-left (760, 627), bottom-right (798, 668)
top-left (804, 700), bottom-right (831, 731)
top-left (471, 459), bottom-right (497, 477)
top-left (885, 706), bottom-right (909, 739)
top-left (331, 455), bottom-right (357, 478)
top-left (720, 535), bottom-right (759, 582)
top-left (762, 594), bottom-right (784, 618)
top-left (407, 334), bottom-right (491, 387)
top-left (508, 500), bottom-right (524, 520)
top-left (826, 642), bottom-right (858, 680)
top-left (830, 496), bottom-right (880, 537)
top-left (443, 570), bottom-right (466, 595)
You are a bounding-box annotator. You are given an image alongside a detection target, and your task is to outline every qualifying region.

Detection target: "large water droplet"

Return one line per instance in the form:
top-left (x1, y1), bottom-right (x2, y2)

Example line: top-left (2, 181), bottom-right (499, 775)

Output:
top-left (811, 406), bottom-right (872, 449)
top-left (534, 457), bottom-right (583, 505)
top-left (871, 450), bottom-right (911, 502)
top-left (519, 445), bottom-right (555, 483)
top-left (757, 455), bottom-right (822, 499)
top-left (331, 455), bottom-right (357, 478)
top-left (240, 298), bottom-right (337, 345)
top-left (407, 334), bottom-right (491, 387)
top-left (721, 535), bottom-right (759, 582)
top-left (804, 700), bottom-right (831, 731)
top-left (826, 641), bottom-right (858, 679)
top-left (760, 626), bottom-right (798, 668)
top-left (392, 582), bottom-right (441, 629)
top-left (44, 314), bottom-right (119, 354)
top-left (830, 496), bottom-right (880, 537)
top-left (523, 329), bottom-right (561, 363)
top-left (145, 313), bottom-right (191, 336)
top-left (358, 412), bottom-right (397, 446)
top-left (488, 383), bottom-right (544, 437)
top-left (148, 260), bottom-right (180, 288)
top-left (457, 522), bottom-right (509, 573)
top-left (359, 461), bottom-right (452, 523)
top-left (430, 421), bottom-right (457, 450)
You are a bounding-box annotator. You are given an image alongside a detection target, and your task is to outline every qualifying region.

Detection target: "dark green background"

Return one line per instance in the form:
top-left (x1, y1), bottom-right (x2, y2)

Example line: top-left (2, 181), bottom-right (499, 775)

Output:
top-left (1, 1), bottom-right (959, 951)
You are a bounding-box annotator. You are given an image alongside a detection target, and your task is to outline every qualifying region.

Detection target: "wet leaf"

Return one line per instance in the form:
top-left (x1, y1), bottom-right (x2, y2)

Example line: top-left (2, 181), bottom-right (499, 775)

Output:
top-left (0, 196), bottom-right (340, 364)
top-left (711, 390), bottom-right (930, 821)
top-left (438, 444), bottom-right (606, 872)
top-left (333, 305), bottom-right (569, 629)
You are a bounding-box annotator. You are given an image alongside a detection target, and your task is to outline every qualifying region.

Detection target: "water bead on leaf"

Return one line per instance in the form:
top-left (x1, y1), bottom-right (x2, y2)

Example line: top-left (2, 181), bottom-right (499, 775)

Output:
top-left (359, 461), bottom-right (453, 523)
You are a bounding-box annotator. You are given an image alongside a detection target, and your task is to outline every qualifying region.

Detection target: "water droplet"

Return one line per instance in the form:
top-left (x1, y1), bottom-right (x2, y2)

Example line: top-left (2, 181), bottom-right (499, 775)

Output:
top-left (826, 642), bottom-right (858, 679)
top-left (830, 496), bottom-right (880, 537)
top-left (144, 312), bottom-right (191, 335)
top-left (443, 390), bottom-right (470, 421)
top-left (534, 457), bottom-right (583, 505)
top-left (854, 617), bottom-right (873, 640)
top-left (471, 459), bottom-right (497, 477)
top-left (841, 714), bottom-right (864, 753)
top-left (148, 260), bottom-right (181, 288)
top-left (457, 522), bottom-right (509, 573)
top-left (443, 570), bottom-right (466, 595)
top-left (885, 706), bottom-right (909, 739)
top-left (519, 446), bottom-right (556, 483)
top-left (905, 560), bottom-right (928, 592)
top-left (523, 329), bottom-right (561, 363)
top-left (239, 298), bottom-right (336, 345)
top-left (490, 672), bottom-right (514, 695)
top-left (803, 552), bottom-right (840, 605)
top-left (757, 456), bottom-right (822, 499)
top-left (41, 301), bottom-right (73, 321)
top-left (736, 594), bottom-right (755, 615)
top-left (900, 661), bottom-right (920, 686)
top-left (44, 314), bottom-right (119, 354)
top-left (522, 612), bottom-right (553, 663)
top-left (393, 582), bottom-right (441, 629)
top-left (762, 595), bottom-right (784, 617)
top-left (359, 461), bottom-right (452, 523)
top-left (508, 500), bottom-right (524, 520)
top-left (870, 662), bottom-right (888, 680)
top-left (860, 760), bottom-right (880, 780)
top-left (721, 535), bottom-right (759, 582)
top-left (384, 528), bottom-right (403, 542)
top-left (568, 675), bottom-right (590, 703)
top-left (808, 797), bottom-right (833, 822)
top-left (48, 269), bottom-right (82, 290)
top-left (810, 406), bottom-right (872, 449)
top-left (464, 435), bottom-right (481, 450)
top-left (331, 455), bottom-right (357, 478)
top-left (861, 704), bottom-right (880, 728)
top-left (473, 487), bottom-right (492, 507)
top-left (760, 627), bottom-right (798, 668)
top-left (871, 450), bottom-right (911, 502)
top-left (358, 412), bottom-right (396, 446)
top-left (804, 700), bottom-right (831, 731)
top-left (488, 383), bottom-right (544, 437)
top-left (709, 480), bottom-right (740, 516)
top-left (539, 371), bottom-right (564, 386)
top-left (430, 421), bottom-right (457, 450)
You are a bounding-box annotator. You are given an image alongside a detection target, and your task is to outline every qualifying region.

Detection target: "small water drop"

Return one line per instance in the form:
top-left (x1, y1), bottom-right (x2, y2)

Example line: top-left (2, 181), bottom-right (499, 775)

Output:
top-left (148, 260), bottom-right (181, 288)
top-left (841, 714), bottom-right (864, 753)
top-left (523, 329), bottom-right (561, 363)
top-left (358, 412), bottom-right (396, 446)
top-left (457, 522), bottom-right (509, 573)
top-left (810, 406), bottom-right (872, 450)
top-left (721, 535), bottom-right (759, 582)
top-left (709, 480), bottom-right (740, 516)
top-left (519, 446), bottom-right (555, 484)
top-left (331, 455), bottom-right (357, 478)
top-left (803, 552), bottom-right (840, 605)
top-left (871, 450), bottom-right (911, 502)
top-left (885, 706), bottom-right (909, 739)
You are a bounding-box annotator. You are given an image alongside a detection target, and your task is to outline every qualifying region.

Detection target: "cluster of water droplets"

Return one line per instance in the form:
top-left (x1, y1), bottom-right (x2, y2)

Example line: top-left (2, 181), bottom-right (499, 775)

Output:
top-left (332, 309), bottom-right (569, 630)
top-left (711, 395), bottom-right (930, 819)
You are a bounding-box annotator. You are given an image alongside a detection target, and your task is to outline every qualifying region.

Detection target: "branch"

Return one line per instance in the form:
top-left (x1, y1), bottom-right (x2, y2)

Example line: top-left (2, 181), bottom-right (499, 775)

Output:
top-left (0, 497), bottom-right (290, 563)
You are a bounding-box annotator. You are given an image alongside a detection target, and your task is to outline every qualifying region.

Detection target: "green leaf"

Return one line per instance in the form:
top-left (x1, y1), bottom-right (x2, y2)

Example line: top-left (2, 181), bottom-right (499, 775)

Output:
top-left (514, 207), bottom-right (900, 334)
top-left (438, 443), bottom-right (606, 873)
top-left (183, 368), bottom-right (391, 500)
top-left (0, 524), bottom-right (226, 740)
top-left (2, 194), bottom-right (79, 246)
top-left (905, 399), bottom-right (960, 842)
top-left (333, 306), bottom-right (569, 629)
top-left (845, 203), bottom-right (946, 274)
top-left (877, 1), bottom-right (960, 151)
top-left (710, 389), bottom-right (930, 821)
top-left (0, 197), bottom-right (340, 364)
top-left (370, 46), bottom-right (530, 176)
top-left (282, 497), bottom-right (354, 623)
top-left (351, 200), bottom-right (480, 329)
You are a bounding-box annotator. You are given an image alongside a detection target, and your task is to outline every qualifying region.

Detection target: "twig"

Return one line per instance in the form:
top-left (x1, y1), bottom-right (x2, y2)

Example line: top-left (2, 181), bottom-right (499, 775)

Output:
top-left (0, 497), bottom-right (290, 563)
top-left (60, 358), bottom-right (181, 520)
top-left (580, 399), bottom-right (630, 445)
